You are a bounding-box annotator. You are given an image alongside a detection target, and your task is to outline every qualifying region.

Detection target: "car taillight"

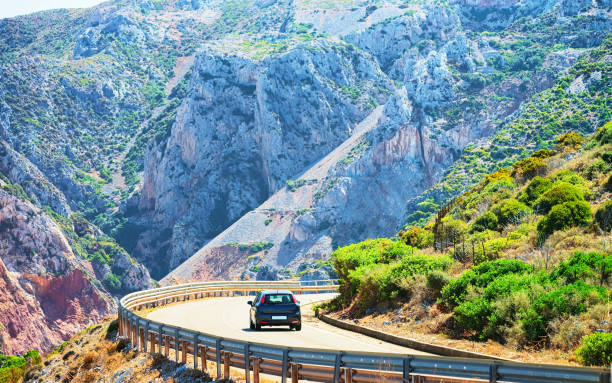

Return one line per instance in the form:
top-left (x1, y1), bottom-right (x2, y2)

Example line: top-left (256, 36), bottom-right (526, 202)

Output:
top-left (292, 295), bottom-right (297, 304)
top-left (260, 295), bottom-right (265, 304)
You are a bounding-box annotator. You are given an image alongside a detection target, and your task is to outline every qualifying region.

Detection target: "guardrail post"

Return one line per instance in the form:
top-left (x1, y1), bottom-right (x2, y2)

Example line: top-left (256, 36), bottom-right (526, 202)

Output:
top-left (253, 358), bottom-right (260, 383)
top-left (489, 363), bottom-right (498, 383)
top-left (158, 326), bottom-right (163, 355)
top-left (164, 333), bottom-right (170, 357)
top-left (281, 349), bottom-right (289, 383)
top-left (244, 343), bottom-right (251, 383)
top-left (201, 345), bottom-right (208, 372)
top-left (403, 357), bottom-right (413, 382)
top-left (174, 328), bottom-right (179, 363)
top-left (144, 323), bottom-right (149, 353)
top-left (344, 367), bottom-right (352, 383)
top-left (216, 338), bottom-right (222, 379)
top-left (193, 334), bottom-right (199, 370)
top-left (291, 363), bottom-right (299, 383)
top-left (139, 328), bottom-right (145, 351)
top-left (182, 340), bottom-right (187, 364)
top-left (150, 328), bottom-right (155, 353)
top-left (117, 310), bottom-right (122, 336)
top-left (132, 323), bottom-right (137, 347)
top-left (333, 352), bottom-right (342, 383)
top-left (224, 352), bottom-right (231, 379)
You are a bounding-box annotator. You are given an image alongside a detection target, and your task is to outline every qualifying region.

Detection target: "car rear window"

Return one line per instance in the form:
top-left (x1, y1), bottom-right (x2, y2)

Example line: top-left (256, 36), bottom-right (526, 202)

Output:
top-left (263, 294), bottom-right (293, 304)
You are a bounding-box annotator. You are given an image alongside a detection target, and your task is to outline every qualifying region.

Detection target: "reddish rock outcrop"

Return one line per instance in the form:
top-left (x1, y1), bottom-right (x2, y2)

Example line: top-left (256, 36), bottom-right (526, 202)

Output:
top-left (0, 190), bottom-right (115, 354)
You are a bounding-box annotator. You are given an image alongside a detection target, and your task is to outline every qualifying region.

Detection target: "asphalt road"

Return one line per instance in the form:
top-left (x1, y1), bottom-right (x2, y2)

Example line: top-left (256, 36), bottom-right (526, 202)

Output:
top-left (146, 293), bottom-right (430, 355)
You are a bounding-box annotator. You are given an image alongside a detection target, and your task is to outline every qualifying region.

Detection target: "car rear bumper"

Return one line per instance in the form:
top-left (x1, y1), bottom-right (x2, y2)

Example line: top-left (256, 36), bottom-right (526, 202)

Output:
top-left (255, 314), bottom-right (301, 326)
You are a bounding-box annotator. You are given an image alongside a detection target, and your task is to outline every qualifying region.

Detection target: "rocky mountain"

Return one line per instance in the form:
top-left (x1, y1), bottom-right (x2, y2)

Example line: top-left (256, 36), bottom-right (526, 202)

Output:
top-left (0, 0), bottom-right (611, 353)
top-left (0, 185), bottom-right (113, 355)
top-left (161, 0), bottom-right (612, 283)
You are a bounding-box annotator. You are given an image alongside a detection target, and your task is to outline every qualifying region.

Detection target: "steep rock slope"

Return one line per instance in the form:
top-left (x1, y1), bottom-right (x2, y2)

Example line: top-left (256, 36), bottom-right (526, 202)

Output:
top-left (133, 40), bottom-right (392, 277)
top-left (163, 0), bottom-right (611, 282)
top-left (0, 189), bottom-right (113, 355)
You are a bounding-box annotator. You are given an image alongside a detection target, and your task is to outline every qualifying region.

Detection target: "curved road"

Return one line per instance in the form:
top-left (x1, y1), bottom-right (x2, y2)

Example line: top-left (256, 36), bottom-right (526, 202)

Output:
top-left (147, 293), bottom-right (430, 355)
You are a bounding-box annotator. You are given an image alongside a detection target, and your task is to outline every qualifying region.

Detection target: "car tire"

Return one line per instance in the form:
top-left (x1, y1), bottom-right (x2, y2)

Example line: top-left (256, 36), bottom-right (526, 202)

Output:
top-left (295, 324), bottom-right (301, 331)
top-left (255, 323), bottom-right (261, 331)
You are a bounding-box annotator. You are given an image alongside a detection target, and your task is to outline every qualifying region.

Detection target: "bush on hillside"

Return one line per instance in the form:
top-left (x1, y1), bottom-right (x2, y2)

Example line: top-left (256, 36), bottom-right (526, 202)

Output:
top-left (471, 210), bottom-right (498, 232)
top-left (399, 225), bottom-right (434, 248)
top-left (556, 132), bottom-right (585, 150)
top-left (588, 119), bottom-right (612, 148)
top-left (550, 251), bottom-right (611, 286)
top-left (604, 174), bottom-right (612, 193)
top-left (595, 200), bottom-right (612, 232)
top-left (537, 200), bottom-right (592, 239)
top-left (332, 238), bottom-right (451, 309)
top-left (519, 176), bottom-right (553, 205)
top-left (491, 199), bottom-right (531, 228)
top-left (426, 270), bottom-right (451, 294)
top-left (576, 332), bottom-right (612, 366)
top-left (534, 182), bottom-right (584, 214)
top-left (442, 253), bottom-right (608, 345)
top-left (511, 156), bottom-right (547, 179)
top-left (440, 259), bottom-right (532, 308)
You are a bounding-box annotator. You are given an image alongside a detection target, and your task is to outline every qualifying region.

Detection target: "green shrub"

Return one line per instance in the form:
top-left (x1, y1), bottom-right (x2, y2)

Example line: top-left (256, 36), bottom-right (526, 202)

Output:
top-left (471, 210), bottom-right (498, 232)
top-left (104, 273), bottom-right (121, 291)
top-left (445, 253), bottom-right (607, 344)
top-left (556, 132), bottom-right (585, 150)
top-left (589, 119), bottom-right (612, 147)
top-left (399, 226), bottom-right (434, 248)
top-left (0, 350), bottom-right (41, 383)
top-left (441, 259), bottom-right (532, 308)
top-left (512, 156), bottom-right (547, 179)
top-left (551, 251), bottom-right (612, 286)
top-left (333, 238), bottom-right (451, 306)
top-left (537, 200), bottom-right (592, 239)
top-left (534, 182), bottom-right (584, 214)
top-left (604, 174), bottom-right (612, 193)
top-left (584, 159), bottom-right (610, 180)
top-left (576, 332), bottom-right (612, 366)
top-left (523, 281), bottom-right (606, 341)
top-left (519, 176), bottom-right (553, 206)
top-left (491, 199), bottom-right (531, 228)
top-left (594, 200), bottom-right (612, 231)
top-left (426, 270), bottom-right (451, 293)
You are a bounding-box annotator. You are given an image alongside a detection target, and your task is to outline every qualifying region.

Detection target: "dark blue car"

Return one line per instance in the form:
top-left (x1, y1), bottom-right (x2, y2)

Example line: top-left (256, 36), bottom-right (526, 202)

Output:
top-left (248, 290), bottom-right (302, 331)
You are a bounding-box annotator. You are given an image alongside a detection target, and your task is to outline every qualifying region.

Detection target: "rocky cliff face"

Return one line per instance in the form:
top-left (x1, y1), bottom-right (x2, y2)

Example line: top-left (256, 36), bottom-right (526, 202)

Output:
top-left (132, 40), bottom-right (392, 277)
top-left (161, 0), bottom-right (612, 283)
top-left (0, 189), bottom-right (113, 354)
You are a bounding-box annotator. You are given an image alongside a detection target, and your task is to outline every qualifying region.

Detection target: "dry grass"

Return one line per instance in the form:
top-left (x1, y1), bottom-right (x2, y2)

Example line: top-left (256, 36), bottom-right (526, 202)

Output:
top-left (23, 317), bottom-right (220, 383)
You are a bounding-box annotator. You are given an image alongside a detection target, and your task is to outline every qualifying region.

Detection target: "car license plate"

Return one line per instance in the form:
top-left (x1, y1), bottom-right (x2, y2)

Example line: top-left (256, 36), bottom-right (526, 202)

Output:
top-left (272, 315), bottom-right (287, 320)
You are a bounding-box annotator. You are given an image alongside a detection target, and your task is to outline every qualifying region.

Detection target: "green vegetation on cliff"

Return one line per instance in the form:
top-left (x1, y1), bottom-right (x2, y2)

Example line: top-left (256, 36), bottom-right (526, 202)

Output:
top-left (407, 36), bottom-right (612, 227)
top-left (0, 350), bottom-right (41, 383)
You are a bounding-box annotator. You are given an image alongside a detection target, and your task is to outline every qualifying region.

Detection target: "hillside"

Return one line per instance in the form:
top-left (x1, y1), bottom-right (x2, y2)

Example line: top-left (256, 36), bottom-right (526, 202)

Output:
top-left (320, 121), bottom-right (611, 365)
top-left (1, 0), bottom-right (612, 359)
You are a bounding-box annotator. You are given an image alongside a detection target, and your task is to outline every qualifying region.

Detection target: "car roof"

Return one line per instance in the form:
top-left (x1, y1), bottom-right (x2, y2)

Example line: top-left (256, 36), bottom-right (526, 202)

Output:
top-left (260, 289), bottom-right (293, 295)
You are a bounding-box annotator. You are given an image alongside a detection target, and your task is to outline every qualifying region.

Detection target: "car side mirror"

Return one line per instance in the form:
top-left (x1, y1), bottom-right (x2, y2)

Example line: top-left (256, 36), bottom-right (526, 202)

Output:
top-left (247, 301), bottom-right (253, 306)
top-left (296, 301), bottom-right (300, 305)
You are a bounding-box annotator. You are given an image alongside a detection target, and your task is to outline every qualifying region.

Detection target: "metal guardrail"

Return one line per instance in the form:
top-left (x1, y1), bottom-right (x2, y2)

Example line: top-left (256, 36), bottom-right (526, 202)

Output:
top-left (118, 281), bottom-right (610, 383)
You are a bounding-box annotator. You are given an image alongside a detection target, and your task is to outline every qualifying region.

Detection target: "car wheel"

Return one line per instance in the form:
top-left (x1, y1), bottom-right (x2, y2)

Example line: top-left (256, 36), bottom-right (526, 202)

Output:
top-left (255, 323), bottom-right (261, 331)
top-left (295, 324), bottom-right (302, 331)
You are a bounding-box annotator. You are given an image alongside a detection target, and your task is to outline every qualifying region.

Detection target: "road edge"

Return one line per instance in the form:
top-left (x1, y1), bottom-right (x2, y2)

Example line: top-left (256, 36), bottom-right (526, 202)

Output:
top-left (318, 313), bottom-right (515, 361)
